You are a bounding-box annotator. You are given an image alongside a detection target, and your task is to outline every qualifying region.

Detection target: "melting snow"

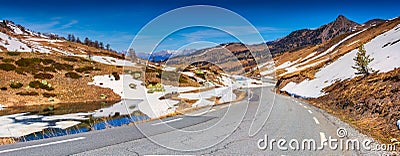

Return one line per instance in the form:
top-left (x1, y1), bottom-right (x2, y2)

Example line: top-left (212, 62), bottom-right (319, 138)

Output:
top-left (282, 24), bottom-right (400, 98)
top-left (50, 121), bottom-right (81, 130)
top-left (93, 100), bottom-right (142, 118)
top-left (6, 23), bottom-right (24, 35)
top-left (90, 56), bottom-right (137, 67)
top-left (0, 32), bottom-right (31, 52)
top-left (163, 66), bottom-right (176, 71)
top-left (88, 73), bottom-right (260, 118)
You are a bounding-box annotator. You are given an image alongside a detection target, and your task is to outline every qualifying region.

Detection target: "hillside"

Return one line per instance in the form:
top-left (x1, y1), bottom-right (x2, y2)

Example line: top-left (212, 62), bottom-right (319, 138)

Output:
top-left (0, 52), bottom-right (122, 107)
top-left (0, 20), bottom-right (139, 107)
top-left (310, 68), bottom-right (400, 143)
top-left (267, 15), bottom-right (386, 55)
top-left (164, 15), bottom-right (386, 80)
top-left (268, 15), bottom-right (400, 143)
top-left (0, 20), bottom-right (263, 120)
top-left (165, 42), bottom-right (272, 78)
top-left (277, 17), bottom-right (400, 97)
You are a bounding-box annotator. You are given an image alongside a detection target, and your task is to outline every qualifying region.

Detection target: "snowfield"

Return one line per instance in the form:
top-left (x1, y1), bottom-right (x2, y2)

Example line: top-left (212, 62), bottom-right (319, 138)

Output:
top-left (277, 30), bottom-right (366, 77)
top-left (0, 32), bottom-right (31, 52)
top-left (89, 73), bottom-right (268, 118)
top-left (92, 100), bottom-right (142, 118)
top-left (6, 22), bottom-right (24, 35)
top-left (281, 24), bottom-right (400, 98)
top-left (81, 55), bottom-right (137, 67)
top-left (163, 66), bottom-right (177, 71)
top-left (0, 113), bottom-right (92, 137)
top-left (50, 121), bottom-right (81, 130)
top-left (89, 75), bottom-right (177, 118)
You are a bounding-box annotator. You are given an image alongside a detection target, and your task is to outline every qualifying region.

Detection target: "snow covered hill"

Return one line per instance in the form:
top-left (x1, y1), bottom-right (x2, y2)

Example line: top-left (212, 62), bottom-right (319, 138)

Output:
top-left (0, 20), bottom-right (133, 66)
top-left (275, 17), bottom-right (400, 98)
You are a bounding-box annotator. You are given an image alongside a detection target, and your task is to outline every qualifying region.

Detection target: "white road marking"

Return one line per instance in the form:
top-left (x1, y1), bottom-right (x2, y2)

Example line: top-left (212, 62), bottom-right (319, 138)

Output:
top-left (320, 132), bottom-right (328, 146)
top-left (209, 109), bottom-right (216, 112)
top-left (313, 117), bottom-right (320, 125)
top-left (308, 110), bottom-right (313, 114)
top-left (152, 117), bottom-right (183, 125)
top-left (303, 105), bottom-right (308, 109)
top-left (299, 103), bottom-right (303, 106)
top-left (0, 137), bottom-right (86, 154)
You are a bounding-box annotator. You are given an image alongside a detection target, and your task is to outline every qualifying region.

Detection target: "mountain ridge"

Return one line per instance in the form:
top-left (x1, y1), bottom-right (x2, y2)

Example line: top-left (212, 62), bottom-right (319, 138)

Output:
top-left (267, 15), bottom-right (363, 55)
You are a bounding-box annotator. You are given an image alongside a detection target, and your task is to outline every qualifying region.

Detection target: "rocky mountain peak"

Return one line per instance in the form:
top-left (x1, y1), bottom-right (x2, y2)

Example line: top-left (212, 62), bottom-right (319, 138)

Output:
top-left (268, 15), bottom-right (361, 55)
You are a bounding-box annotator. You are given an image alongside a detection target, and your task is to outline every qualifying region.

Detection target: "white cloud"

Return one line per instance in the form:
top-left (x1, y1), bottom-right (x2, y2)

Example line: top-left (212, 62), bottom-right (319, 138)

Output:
top-left (60, 20), bottom-right (78, 29)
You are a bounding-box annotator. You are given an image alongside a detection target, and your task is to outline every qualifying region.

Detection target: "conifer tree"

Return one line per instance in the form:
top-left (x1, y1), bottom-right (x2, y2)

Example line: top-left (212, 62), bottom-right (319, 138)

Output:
top-left (352, 43), bottom-right (374, 75)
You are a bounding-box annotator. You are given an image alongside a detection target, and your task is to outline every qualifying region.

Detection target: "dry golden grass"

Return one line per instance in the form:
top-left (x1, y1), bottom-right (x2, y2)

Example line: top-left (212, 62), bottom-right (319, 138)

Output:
top-left (275, 19), bottom-right (400, 145)
top-left (308, 68), bottom-right (400, 144)
top-left (0, 52), bottom-right (121, 107)
top-left (0, 138), bottom-right (16, 145)
top-left (276, 18), bottom-right (400, 83)
top-left (22, 35), bottom-right (125, 58)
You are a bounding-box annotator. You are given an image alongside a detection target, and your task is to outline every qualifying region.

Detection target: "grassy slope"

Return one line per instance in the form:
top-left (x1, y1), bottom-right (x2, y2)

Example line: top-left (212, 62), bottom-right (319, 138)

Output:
top-left (275, 18), bottom-right (400, 82)
top-left (0, 52), bottom-right (121, 107)
top-left (273, 18), bottom-right (400, 143)
top-left (309, 68), bottom-right (400, 143)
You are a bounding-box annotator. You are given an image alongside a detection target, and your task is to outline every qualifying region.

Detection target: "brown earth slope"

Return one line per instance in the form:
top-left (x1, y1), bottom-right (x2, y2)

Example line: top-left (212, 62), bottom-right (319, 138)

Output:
top-left (268, 15), bottom-right (360, 55)
top-left (0, 52), bottom-right (121, 107)
top-left (309, 68), bottom-right (400, 143)
top-left (275, 17), bottom-right (400, 90)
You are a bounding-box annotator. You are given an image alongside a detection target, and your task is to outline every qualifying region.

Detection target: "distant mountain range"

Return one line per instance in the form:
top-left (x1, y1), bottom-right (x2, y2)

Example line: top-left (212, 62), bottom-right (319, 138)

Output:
top-left (139, 15), bottom-right (387, 62)
top-left (136, 49), bottom-right (197, 62)
top-left (267, 15), bottom-right (386, 55)
top-left (0, 15), bottom-right (390, 63)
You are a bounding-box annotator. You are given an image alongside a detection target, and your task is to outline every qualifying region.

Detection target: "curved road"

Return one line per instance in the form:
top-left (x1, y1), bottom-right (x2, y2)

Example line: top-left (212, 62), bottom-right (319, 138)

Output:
top-left (0, 86), bottom-right (376, 155)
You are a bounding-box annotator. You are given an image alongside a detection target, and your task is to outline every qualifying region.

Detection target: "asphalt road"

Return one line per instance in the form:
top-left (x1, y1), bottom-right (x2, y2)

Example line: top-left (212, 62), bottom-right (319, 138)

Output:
top-left (0, 86), bottom-right (372, 155)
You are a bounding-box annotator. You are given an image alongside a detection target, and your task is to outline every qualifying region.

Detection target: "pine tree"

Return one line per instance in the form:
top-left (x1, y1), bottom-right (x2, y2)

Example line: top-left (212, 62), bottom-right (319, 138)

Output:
top-left (105, 44), bottom-right (110, 50)
top-left (76, 37), bottom-right (81, 43)
top-left (71, 34), bottom-right (76, 42)
top-left (94, 40), bottom-right (99, 48)
top-left (352, 43), bottom-right (374, 75)
top-left (67, 34), bottom-right (72, 41)
top-left (84, 37), bottom-right (90, 45)
top-left (99, 42), bottom-right (104, 49)
top-left (128, 48), bottom-right (137, 62)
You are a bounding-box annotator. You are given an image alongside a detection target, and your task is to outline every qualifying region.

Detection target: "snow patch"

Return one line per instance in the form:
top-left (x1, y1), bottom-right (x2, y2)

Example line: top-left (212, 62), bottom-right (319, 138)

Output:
top-left (88, 56), bottom-right (137, 67)
top-left (6, 22), bottom-right (24, 35)
top-left (89, 75), bottom-right (177, 118)
top-left (93, 100), bottom-right (142, 118)
top-left (163, 66), bottom-right (176, 71)
top-left (89, 74), bottom-right (247, 118)
top-left (50, 121), bottom-right (81, 130)
top-left (281, 24), bottom-right (400, 98)
top-left (181, 71), bottom-right (195, 77)
top-left (0, 32), bottom-right (31, 52)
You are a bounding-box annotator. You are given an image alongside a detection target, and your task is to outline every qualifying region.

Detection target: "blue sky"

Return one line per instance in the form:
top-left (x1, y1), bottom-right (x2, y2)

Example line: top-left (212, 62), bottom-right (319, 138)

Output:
top-left (0, 0), bottom-right (398, 53)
